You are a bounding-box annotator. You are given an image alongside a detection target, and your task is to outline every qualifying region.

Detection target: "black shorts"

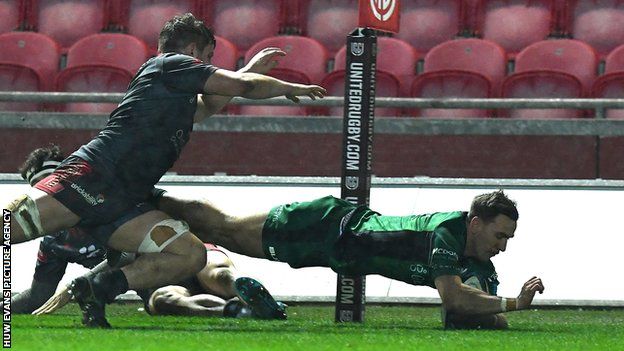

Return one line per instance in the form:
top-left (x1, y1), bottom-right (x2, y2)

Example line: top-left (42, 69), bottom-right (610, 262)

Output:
top-left (87, 202), bottom-right (155, 245)
top-left (34, 156), bottom-right (146, 227)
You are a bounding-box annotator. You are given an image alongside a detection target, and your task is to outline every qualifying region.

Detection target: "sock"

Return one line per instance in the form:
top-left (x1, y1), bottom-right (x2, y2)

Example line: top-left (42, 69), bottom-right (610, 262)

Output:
top-left (92, 269), bottom-right (129, 304)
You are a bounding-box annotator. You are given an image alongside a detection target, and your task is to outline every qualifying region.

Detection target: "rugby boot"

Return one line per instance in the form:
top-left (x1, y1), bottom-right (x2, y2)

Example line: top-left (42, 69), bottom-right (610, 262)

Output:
top-left (234, 277), bottom-right (287, 320)
top-left (69, 276), bottom-right (111, 328)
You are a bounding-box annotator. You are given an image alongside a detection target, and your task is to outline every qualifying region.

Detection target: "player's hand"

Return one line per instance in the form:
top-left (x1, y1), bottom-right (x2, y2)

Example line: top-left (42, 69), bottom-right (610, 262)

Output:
top-left (285, 84), bottom-right (327, 103)
top-left (32, 284), bottom-right (72, 315)
top-left (516, 276), bottom-right (545, 310)
top-left (243, 47), bottom-right (286, 75)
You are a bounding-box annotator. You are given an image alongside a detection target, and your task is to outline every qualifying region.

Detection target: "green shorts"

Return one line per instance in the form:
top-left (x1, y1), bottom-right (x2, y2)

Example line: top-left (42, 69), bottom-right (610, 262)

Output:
top-left (262, 196), bottom-right (368, 272)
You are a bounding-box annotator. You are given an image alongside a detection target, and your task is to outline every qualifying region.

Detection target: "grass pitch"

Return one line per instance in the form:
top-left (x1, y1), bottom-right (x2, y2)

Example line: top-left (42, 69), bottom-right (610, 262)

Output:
top-left (11, 303), bottom-right (624, 351)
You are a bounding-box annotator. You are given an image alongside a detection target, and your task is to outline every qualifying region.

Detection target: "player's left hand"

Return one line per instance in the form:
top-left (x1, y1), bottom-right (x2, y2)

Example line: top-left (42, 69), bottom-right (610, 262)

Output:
top-left (243, 47), bottom-right (286, 75)
top-left (32, 284), bottom-right (72, 315)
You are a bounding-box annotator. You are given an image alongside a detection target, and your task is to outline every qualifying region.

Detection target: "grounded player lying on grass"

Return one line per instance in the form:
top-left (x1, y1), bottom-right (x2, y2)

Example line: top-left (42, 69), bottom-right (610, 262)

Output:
top-left (4, 12), bottom-right (324, 328)
top-left (12, 145), bottom-right (285, 320)
top-left (152, 189), bottom-right (545, 329)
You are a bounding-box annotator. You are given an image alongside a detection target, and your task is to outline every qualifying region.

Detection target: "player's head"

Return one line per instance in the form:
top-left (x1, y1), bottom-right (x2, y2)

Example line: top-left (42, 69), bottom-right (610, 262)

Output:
top-left (466, 190), bottom-right (518, 261)
top-left (158, 13), bottom-right (216, 63)
top-left (19, 144), bottom-right (65, 186)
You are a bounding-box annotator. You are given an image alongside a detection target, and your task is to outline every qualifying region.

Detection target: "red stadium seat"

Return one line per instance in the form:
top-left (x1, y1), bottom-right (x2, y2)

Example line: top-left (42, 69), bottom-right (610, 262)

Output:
top-left (396, 0), bottom-right (462, 54)
top-left (0, 32), bottom-right (60, 110)
top-left (0, 0), bottom-right (23, 33)
top-left (56, 33), bottom-right (150, 113)
top-left (334, 37), bottom-right (421, 95)
top-left (411, 71), bottom-right (492, 117)
top-left (602, 44), bottom-right (624, 75)
top-left (206, 0), bottom-right (283, 56)
top-left (212, 36), bottom-right (238, 71)
top-left (321, 70), bottom-right (402, 117)
top-left (245, 35), bottom-right (328, 84)
top-left (125, 0), bottom-right (196, 53)
top-left (476, 0), bottom-right (556, 58)
top-left (27, 0), bottom-right (107, 50)
top-left (592, 44), bottom-right (624, 119)
top-left (408, 39), bottom-right (506, 117)
top-left (501, 39), bottom-right (598, 118)
top-left (64, 33), bottom-right (149, 73)
top-left (301, 0), bottom-right (359, 55)
top-left (567, 0), bottom-right (624, 58)
top-left (423, 39), bottom-right (507, 90)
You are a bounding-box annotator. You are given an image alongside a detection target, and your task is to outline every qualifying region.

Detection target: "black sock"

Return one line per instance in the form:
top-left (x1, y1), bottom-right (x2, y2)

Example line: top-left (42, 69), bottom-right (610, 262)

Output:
top-left (92, 270), bottom-right (129, 304)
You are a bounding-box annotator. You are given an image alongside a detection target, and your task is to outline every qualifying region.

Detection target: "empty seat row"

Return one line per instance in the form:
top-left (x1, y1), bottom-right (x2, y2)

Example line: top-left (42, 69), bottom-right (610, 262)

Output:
top-left (2, 0), bottom-right (624, 58)
top-left (2, 30), bottom-right (624, 118)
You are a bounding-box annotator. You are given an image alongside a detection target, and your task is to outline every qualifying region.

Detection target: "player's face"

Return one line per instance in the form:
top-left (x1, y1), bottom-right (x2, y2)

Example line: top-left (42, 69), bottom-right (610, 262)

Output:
top-left (472, 214), bottom-right (516, 261)
top-left (196, 43), bottom-right (215, 64)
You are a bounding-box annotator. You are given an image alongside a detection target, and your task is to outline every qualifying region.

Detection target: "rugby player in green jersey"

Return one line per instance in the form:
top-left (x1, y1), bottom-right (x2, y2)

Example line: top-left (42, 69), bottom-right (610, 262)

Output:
top-left (152, 189), bottom-right (545, 329)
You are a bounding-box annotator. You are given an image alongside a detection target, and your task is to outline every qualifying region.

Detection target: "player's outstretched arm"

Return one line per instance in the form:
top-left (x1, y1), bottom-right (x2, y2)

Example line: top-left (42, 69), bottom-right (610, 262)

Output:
top-left (435, 275), bottom-right (545, 315)
top-left (194, 47), bottom-right (287, 121)
top-left (202, 69), bottom-right (326, 102)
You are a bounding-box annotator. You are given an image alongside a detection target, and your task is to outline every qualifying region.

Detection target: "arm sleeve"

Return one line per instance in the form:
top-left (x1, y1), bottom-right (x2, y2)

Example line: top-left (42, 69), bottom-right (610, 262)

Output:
top-left (162, 54), bottom-right (218, 93)
top-left (429, 228), bottom-right (463, 279)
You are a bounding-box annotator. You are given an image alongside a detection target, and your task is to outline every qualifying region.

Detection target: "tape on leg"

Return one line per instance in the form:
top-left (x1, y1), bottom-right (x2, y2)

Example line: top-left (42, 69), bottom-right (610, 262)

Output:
top-left (6, 194), bottom-right (44, 240)
top-left (138, 219), bottom-right (190, 253)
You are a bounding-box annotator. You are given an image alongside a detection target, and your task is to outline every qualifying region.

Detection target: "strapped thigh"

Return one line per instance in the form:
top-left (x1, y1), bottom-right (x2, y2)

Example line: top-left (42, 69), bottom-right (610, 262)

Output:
top-left (7, 194), bottom-right (44, 240)
top-left (138, 219), bottom-right (190, 253)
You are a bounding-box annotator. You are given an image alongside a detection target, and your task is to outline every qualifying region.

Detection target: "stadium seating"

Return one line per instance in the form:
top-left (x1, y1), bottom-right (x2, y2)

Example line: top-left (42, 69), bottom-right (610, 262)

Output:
top-left (475, 0), bottom-right (557, 58)
top-left (206, 0), bottom-right (283, 57)
top-left (592, 44), bottom-right (624, 119)
top-left (0, 0), bottom-right (22, 33)
top-left (409, 38), bottom-right (507, 117)
top-left (212, 36), bottom-right (238, 71)
top-left (0, 31), bottom-right (60, 111)
top-left (334, 37), bottom-right (420, 95)
top-left (240, 35), bottom-right (328, 116)
top-left (26, 0), bottom-right (107, 50)
top-left (566, 0), bottom-right (624, 58)
top-left (124, 0), bottom-right (196, 53)
top-left (501, 39), bottom-right (598, 118)
top-left (56, 33), bottom-right (149, 113)
top-left (395, 0), bottom-right (462, 54)
top-left (299, 0), bottom-right (359, 55)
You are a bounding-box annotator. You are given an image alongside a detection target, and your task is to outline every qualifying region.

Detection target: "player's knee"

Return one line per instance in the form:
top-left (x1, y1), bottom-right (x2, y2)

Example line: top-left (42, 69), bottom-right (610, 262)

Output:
top-left (6, 194), bottom-right (44, 240)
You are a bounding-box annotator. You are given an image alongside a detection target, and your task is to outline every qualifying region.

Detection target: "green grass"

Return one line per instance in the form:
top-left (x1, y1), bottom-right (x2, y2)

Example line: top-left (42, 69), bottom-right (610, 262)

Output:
top-left (11, 304), bottom-right (624, 351)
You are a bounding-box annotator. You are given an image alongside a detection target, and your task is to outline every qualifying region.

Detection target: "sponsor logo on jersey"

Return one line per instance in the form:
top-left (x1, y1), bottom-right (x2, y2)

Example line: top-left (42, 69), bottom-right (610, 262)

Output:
top-left (432, 248), bottom-right (458, 260)
top-left (268, 246), bottom-right (279, 261)
top-left (70, 183), bottom-right (105, 206)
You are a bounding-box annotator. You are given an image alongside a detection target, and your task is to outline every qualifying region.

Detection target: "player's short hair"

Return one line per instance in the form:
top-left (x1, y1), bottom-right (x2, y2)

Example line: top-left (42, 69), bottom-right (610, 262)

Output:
top-left (468, 190), bottom-right (518, 223)
top-left (19, 144), bottom-right (65, 181)
top-left (158, 13), bottom-right (216, 54)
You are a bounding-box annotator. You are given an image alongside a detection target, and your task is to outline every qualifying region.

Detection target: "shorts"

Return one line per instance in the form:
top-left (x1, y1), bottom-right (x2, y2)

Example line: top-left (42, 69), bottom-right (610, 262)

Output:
top-left (261, 195), bottom-right (372, 273)
top-left (87, 202), bottom-right (155, 245)
top-left (34, 156), bottom-right (145, 227)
